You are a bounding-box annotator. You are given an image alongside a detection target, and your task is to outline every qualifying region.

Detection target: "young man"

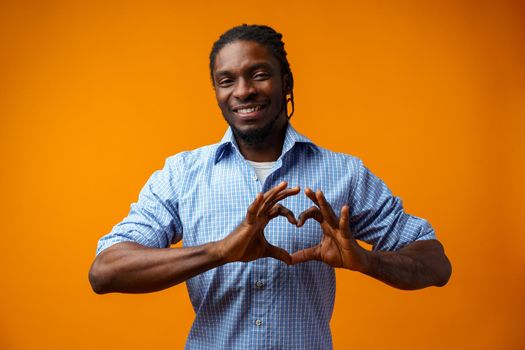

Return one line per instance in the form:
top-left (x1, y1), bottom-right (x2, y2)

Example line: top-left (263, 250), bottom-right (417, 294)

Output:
top-left (89, 24), bottom-right (451, 349)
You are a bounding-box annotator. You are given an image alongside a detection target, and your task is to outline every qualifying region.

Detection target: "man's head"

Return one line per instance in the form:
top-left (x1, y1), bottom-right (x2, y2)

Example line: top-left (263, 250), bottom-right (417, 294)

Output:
top-left (210, 24), bottom-right (295, 145)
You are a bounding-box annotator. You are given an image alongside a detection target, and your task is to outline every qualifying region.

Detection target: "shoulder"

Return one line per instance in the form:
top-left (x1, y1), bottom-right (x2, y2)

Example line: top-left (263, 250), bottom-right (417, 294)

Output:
top-left (307, 143), bottom-right (364, 172)
top-left (158, 142), bottom-right (229, 190)
top-left (164, 142), bottom-right (222, 171)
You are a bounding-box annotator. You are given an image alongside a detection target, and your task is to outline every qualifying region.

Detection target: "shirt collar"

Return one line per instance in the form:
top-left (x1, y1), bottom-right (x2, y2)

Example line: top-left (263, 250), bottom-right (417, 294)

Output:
top-left (214, 123), bottom-right (318, 164)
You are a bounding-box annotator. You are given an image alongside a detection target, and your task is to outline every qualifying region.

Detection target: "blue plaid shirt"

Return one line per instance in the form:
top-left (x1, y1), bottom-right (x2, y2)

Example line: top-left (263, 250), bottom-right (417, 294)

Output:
top-left (96, 124), bottom-right (435, 349)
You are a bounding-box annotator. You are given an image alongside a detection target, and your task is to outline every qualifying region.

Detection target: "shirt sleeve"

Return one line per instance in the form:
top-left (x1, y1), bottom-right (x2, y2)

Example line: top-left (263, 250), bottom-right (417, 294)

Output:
top-left (95, 156), bottom-right (184, 255)
top-left (348, 159), bottom-right (435, 251)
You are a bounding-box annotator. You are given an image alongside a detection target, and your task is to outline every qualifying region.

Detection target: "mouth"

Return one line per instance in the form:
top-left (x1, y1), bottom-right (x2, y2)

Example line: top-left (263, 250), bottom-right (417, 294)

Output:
top-left (231, 104), bottom-right (267, 118)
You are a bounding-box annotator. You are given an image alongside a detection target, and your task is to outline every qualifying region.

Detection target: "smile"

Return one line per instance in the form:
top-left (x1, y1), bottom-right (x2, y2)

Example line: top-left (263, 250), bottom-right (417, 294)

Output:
top-left (237, 106), bottom-right (263, 113)
top-left (232, 104), bottom-right (266, 114)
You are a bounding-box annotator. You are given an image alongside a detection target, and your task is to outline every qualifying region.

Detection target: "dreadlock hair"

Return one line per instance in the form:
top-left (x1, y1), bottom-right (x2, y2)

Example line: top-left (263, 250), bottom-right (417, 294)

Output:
top-left (209, 24), bottom-right (295, 119)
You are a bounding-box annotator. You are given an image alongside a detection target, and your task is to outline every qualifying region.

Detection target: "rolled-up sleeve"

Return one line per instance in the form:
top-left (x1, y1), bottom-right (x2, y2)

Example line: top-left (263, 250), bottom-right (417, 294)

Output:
top-left (96, 156), bottom-right (184, 255)
top-left (349, 159), bottom-right (435, 251)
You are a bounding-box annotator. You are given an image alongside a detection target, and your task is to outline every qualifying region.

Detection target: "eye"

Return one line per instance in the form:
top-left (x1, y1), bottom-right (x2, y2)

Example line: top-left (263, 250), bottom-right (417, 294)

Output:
top-left (217, 78), bottom-right (234, 87)
top-left (253, 72), bottom-right (270, 80)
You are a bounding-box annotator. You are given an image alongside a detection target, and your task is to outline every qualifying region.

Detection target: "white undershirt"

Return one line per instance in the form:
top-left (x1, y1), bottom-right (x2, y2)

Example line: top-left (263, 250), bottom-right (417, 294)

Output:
top-left (247, 160), bottom-right (276, 184)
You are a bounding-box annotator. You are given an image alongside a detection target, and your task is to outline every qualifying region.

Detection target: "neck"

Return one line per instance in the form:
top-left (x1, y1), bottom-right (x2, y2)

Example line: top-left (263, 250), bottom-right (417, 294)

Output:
top-left (235, 119), bottom-right (288, 162)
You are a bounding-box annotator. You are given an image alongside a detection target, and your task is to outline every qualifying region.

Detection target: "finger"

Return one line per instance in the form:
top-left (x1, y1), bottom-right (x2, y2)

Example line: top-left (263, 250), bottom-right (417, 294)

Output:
top-left (338, 205), bottom-right (351, 238)
top-left (297, 206), bottom-right (323, 227)
top-left (248, 182), bottom-right (284, 220)
top-left (246, 193), bottom-right (264, 224)
top-left (304, 187), bottom-right (320, 207)
top-left (262, 186), bottom-right (300, 213)
top-left (262, 181), bottom-right (288, 202)
top-left (258, 182), bottom-right (289, 213)
top-left (266, 244), bottom-right (292, 265)
top-left (290, 245), bottom-right (320, 265)
top-left (268, 204), bottom-right (298, 225)
top-left (315, 190), bottom-right (338, 227)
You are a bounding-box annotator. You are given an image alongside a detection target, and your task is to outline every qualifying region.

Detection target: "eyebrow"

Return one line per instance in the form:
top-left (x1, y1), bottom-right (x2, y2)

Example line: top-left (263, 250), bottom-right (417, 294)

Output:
top-left (214, 62), bottom-right (275, 79)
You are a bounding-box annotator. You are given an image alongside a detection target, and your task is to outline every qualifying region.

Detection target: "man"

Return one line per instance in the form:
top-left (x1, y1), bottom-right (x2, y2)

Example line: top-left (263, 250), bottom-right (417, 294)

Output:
top-left (89, 24), bottom-right (451, 349)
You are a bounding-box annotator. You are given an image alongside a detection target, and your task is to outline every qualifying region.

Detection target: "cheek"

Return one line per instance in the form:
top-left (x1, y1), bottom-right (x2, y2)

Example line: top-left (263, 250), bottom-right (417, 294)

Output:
top-left (215, 96), bottom-right (232, 120)
top-left (267, 83), bottom-right (285, 102)
top-left (215, 92), bottom-right (228, 109)
top-left (271, 90), bottom-right (286, 109)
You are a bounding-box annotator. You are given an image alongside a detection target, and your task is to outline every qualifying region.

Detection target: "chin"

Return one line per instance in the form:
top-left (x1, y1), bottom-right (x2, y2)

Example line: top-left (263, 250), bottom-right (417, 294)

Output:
top-left (233, 125), bottom-right (270, 145)
top-left (228, 118), bottom-right (279, 146)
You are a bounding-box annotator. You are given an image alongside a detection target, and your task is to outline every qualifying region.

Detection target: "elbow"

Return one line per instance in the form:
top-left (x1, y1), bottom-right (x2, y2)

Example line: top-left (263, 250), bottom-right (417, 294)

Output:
top-left (434, 255), bottom-right (452, 287)
top-left (88, 260), bottom-right (113, 294)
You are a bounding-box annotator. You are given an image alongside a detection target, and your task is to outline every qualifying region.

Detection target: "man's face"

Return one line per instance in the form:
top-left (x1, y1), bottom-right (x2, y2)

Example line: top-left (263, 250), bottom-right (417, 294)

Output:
top-left (212, 40), bottom-right (289, 145)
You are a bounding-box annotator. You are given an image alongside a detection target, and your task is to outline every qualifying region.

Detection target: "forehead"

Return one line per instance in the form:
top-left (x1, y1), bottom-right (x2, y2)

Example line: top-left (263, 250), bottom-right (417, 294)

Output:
top-left (213, 40), bottom-right (281, 76)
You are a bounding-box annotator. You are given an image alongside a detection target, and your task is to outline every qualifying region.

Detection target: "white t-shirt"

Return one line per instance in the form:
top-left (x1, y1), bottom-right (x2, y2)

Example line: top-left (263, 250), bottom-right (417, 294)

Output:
top-left (247, 160), bottom-right (276, 184)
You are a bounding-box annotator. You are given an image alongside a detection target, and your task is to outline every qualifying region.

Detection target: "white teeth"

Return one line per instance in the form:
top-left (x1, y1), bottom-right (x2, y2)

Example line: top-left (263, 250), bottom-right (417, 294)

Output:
top-left (237, 105), bottom-right (263, 114)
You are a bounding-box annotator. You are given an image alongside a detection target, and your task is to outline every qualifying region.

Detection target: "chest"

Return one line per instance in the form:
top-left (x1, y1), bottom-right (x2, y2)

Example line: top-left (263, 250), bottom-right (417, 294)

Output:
top-left (177, 156), bottom-right (351, 253)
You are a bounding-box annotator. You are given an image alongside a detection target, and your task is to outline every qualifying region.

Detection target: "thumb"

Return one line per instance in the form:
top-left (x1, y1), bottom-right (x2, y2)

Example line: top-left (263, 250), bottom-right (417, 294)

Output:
top-left (266, 244), bottom-right (292, 265)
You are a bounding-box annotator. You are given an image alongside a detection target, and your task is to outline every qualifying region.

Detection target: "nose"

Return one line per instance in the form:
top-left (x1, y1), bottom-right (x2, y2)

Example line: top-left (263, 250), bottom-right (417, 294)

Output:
top-left (233, 78), bottom-right (256, 100)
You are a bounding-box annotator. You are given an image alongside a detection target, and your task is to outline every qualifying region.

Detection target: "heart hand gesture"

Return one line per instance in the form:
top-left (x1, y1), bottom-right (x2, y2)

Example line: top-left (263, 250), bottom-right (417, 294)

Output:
top-left (290, 188), bottom-right (369, 271)
top-left (218, 181), bottom-right (299, 265)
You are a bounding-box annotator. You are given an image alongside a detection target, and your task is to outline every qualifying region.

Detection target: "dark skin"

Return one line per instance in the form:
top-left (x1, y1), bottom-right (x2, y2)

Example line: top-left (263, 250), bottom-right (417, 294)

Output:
top-left (213, 40), bottom-right (290, 161)
top-left (89, 182), bottom-right (299, 293)
top-left (292, 188), bottom-right (451, 290)
top-left (88, 40), bottom-right (451, 294)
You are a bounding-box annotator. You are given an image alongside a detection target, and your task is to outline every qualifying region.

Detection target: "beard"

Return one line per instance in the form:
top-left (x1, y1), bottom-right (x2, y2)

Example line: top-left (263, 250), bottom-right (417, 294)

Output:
top-left (225, 110), bottom-right (282, 146)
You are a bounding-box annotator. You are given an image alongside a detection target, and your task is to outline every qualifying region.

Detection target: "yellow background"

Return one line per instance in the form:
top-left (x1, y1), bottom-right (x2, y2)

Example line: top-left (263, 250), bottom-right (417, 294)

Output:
top-left (1, 0), bottom-right (524, 349)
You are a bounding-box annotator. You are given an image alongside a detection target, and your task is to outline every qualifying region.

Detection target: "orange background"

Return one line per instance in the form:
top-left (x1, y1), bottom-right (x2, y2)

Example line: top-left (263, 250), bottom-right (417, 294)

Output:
top-left (1, 0), bottom-right (524, 349)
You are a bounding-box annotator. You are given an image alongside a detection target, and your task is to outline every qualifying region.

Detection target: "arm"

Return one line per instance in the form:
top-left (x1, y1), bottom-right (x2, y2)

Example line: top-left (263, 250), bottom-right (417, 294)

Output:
top-left (88, 241), bottom-right (223, 294)
top-left (363, 239), bottom-right (451, 290)
top-left (290, 189), bottom-right (451, 290)
top-left (89, 182), bottom-right (299, 294)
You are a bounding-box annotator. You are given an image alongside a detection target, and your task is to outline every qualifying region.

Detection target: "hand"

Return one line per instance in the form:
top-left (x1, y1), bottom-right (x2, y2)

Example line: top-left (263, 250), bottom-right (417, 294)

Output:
top-left (218, 181), bottom-right (300, 265)
top-left (290, 188), bottom-right (369, 271)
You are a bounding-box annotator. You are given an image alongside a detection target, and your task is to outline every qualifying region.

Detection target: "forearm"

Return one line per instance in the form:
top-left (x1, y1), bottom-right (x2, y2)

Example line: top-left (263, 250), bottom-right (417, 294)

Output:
top-left (360, 239), bottom-right (452, 290)
top-left (89, 241), bottom-right (224, 294)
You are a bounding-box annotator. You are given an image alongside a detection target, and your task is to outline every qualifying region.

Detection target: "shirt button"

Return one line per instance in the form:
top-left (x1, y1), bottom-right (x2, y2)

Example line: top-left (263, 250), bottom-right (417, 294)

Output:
top-left (255, 319), bottom-right (263, 326)
top-left (255, 280), bottom-right (264, 288)
top-left (253, 175), bottom-right (258, 181)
